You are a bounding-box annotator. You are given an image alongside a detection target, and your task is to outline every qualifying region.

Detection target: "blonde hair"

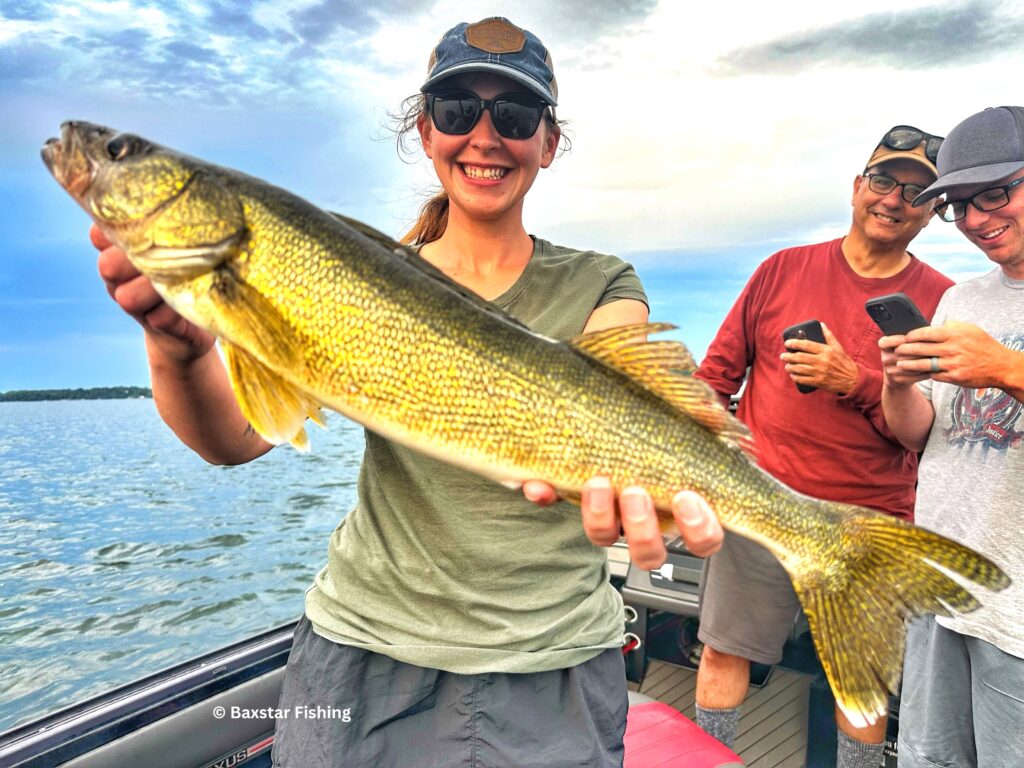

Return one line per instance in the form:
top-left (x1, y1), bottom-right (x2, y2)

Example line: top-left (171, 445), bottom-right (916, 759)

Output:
top-left (391, 93), bottom-right (570, 246)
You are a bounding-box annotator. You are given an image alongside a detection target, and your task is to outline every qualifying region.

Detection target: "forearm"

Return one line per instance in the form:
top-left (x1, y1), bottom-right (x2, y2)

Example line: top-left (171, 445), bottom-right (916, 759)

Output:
top-left (839, 367), bottom-right (902, 446)
top-left (880, 382), bottom-right (934, 453)
top-left (146, 334), bottom-right (273, 465)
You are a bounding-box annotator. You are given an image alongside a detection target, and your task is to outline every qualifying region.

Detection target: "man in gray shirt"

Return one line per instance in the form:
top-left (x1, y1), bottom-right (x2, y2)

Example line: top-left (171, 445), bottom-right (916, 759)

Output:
top-left (881, 106), bottom-right (1024, 768)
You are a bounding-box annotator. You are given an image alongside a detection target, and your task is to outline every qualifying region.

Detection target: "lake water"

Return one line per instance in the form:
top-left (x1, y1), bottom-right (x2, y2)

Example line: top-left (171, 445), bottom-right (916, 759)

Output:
top-left (0, 398), bottom-right (365, 732)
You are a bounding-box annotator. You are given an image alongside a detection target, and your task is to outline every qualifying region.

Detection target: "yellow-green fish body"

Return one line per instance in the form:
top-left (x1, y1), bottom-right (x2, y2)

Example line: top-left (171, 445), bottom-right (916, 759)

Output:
top-left (42, 121), bottom-right (1010, 727)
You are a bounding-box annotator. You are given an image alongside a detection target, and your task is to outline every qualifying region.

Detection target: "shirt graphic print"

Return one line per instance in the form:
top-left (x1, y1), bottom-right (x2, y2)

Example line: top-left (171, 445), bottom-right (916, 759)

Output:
top-left (947, 332), bottom-right (1024, 451)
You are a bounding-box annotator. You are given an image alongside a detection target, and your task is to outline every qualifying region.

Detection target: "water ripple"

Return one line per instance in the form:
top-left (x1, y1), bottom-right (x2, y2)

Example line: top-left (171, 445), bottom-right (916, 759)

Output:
top-left (0, 400), bottom-right (363, 731)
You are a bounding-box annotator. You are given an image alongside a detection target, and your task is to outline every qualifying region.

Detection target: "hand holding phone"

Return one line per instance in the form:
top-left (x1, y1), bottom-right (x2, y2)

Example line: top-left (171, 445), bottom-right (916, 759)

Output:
top-left (865, 293), bottom-right (929, 336)
top-left (782, 319), bottom-right (826, 394)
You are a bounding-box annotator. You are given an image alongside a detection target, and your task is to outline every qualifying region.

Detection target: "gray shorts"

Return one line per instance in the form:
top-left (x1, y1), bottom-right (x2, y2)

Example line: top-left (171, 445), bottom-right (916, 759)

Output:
top-left (271, 616), bottom-right (628, 768)
top-left (697, 531), bottom-right (801, 664)
top-left (897, 615), bottom-right (1024, 768)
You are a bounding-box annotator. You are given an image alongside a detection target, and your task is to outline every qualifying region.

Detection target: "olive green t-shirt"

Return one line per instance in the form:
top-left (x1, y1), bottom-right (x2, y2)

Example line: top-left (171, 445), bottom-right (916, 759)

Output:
top-left (304, 237), bottom-right (648, 673)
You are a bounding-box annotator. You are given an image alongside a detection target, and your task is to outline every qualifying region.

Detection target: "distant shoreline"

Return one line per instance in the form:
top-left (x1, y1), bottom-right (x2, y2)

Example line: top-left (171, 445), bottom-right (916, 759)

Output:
top-left (0, 387), bottom-right (153, 402)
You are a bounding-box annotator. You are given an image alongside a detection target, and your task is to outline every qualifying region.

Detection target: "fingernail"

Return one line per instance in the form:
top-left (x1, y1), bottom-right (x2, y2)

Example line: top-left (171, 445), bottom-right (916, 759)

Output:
top-left (586, 478), bottom-right (612, 514)
top-left (621, 487), bottom-right (649, 522)
top-left (673, 491), bottom-right (704, 525)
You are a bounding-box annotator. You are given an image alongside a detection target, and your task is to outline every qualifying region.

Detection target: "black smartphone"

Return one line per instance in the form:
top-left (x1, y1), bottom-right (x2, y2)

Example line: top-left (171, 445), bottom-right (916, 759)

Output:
top-left (782, 319), bottom-right (826, 394)
top-left (865, 293), bottom-right (929, 336)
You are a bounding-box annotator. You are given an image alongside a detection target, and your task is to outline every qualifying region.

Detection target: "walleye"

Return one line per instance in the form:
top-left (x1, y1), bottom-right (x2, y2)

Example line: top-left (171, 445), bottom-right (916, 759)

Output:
top-left (42, 121), bottom-right (1009, 727)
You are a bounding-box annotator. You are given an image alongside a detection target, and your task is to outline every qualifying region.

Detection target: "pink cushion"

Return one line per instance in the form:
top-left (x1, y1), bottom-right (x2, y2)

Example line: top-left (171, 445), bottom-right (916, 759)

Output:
top-left (624, 702), bottom-right (744, 768)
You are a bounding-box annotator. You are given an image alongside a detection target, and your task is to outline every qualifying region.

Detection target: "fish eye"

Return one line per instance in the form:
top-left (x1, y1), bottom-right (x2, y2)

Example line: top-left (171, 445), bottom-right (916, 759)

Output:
top-left (106, 134), bottom-right (140, 161)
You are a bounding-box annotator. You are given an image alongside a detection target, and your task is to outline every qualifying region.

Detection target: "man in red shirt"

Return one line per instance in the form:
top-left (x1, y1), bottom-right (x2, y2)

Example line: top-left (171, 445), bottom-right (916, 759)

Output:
top-left (693, 127), bottom-right (954, 768)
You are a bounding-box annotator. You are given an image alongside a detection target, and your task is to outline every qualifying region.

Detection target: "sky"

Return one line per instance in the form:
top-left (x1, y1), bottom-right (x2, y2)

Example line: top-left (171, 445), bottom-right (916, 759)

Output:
top-left (2, 0), bottom-right (1023, 390)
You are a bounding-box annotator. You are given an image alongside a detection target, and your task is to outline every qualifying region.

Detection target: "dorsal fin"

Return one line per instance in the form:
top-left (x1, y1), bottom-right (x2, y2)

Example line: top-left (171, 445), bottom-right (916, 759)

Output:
top-left (328, 212), bottom-right (540, 338)
top-left (570, 323), bottom-right (755, 457)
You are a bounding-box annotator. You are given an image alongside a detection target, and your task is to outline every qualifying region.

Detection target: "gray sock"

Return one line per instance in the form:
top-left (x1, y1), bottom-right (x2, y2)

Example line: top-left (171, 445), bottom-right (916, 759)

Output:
top-left (837, 729), bottom-right (884, 768)
top-left (694, 703), bottom-right (740, 749)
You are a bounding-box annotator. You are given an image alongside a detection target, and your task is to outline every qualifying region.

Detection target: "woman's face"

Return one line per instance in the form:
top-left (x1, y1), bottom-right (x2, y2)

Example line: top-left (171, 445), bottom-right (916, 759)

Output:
top-left (417, 73), bottom-right (560, 226)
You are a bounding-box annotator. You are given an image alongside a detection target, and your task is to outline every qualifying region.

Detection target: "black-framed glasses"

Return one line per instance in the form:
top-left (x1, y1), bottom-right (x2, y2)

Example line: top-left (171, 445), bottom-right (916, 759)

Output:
top-left (427, 90), bottom-right (550, 139)
top-left (863, 173), bottom-right (928, 204)
top-left (935, 176), bottom-right (1024, 222)
top-left (880, 125), bottom-right (944, 163)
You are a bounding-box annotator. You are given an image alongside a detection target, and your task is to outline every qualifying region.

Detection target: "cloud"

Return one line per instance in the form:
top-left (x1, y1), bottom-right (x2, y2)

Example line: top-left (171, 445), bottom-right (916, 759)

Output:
top-left (0, 0), bottom-right (54, 21)
top-left (530, 0), bottom-right (657, 40)
top-left (714, 0), bottom-right (1024, 75)
top-left (0, 38), bottom-right (58, 81)
top-left (289, 1), bottom-right (378, 45)
top-left (206, 0), bottom-right (277, 42)
top-left (0, 0), bottom-right (663, 107)
top-left (0, 0), bottom-right (380, 104)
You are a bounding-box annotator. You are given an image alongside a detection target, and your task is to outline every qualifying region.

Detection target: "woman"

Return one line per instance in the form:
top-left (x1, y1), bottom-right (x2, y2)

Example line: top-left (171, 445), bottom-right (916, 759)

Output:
top-left (92, 17), bottom-right (721, 767)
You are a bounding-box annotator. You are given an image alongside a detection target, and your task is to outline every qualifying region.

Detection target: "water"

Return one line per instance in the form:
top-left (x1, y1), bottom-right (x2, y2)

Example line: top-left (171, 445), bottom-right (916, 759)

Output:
top-left (0, 399), bottom-right (365, 732)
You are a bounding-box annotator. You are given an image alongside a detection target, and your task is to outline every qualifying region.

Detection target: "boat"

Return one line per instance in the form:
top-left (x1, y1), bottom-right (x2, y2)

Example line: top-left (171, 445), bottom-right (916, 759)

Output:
top-left (0, 534), bottom-right (902, 768)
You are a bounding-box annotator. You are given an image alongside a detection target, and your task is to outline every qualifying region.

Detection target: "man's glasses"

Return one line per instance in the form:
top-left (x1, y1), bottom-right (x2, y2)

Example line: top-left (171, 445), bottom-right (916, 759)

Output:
top-left (880, 125), bottom-right (944, 163)
top-left (427, 90), bottom-right (550, 139)
top-left (935, 176), bottom-right (1024, 222)
top-left (863, 173), bottom-right (928, 204)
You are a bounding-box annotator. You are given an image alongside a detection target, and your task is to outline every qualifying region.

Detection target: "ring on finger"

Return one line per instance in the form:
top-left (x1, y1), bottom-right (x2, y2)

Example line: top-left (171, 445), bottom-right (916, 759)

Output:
top-left (930, 356), bottom-right (940, 373)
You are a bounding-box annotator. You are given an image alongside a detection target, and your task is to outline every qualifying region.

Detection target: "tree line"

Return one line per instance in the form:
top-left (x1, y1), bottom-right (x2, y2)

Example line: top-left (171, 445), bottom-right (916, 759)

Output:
top-left (0, 387), bottom-right (153, 402)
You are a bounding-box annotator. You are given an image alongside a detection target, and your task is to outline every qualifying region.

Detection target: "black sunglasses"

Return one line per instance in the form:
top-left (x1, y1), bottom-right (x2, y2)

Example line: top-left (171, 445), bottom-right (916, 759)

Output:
top-left (427, 90), bottom-right (550, 139)
top-left (880, 125), bottom-right (944, 163)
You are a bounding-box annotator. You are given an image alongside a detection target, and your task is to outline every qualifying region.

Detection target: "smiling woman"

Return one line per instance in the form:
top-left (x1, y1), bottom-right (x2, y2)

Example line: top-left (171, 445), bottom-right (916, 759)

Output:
top-left (271, 17), bottom-right (672, 767)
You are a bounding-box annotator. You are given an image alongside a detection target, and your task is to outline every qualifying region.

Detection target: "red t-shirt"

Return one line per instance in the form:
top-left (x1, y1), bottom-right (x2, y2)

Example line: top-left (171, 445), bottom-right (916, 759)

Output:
top-left (695, 238), bottom-right (953, 519)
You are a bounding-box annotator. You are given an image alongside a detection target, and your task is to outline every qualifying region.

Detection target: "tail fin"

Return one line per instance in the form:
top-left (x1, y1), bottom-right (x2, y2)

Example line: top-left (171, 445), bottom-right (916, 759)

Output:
top-left (789, 505), bottom-right (1010, 728)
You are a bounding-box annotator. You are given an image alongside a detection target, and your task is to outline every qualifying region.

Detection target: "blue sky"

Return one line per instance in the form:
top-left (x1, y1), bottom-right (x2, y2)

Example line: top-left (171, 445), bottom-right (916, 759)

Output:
top-left (2, 0), bottom-right (1023, 390)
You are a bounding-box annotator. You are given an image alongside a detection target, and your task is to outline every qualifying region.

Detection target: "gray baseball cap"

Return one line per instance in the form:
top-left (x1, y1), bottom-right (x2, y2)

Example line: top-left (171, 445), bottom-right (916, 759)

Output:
top-left (913, 106), bottom-right (1024, 205)
top-left (421, 18), bottom-right (558, 106)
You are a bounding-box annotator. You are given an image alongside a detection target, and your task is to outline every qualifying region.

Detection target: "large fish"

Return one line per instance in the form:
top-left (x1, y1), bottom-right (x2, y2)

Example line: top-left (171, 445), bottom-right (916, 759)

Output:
top-left (42, 121), bottom-right (1008, 726)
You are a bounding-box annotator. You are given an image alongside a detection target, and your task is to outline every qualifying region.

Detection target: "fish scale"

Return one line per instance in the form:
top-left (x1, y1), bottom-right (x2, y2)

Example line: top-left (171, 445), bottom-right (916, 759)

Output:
top-left (42, 120), bottom-right (1010, 729)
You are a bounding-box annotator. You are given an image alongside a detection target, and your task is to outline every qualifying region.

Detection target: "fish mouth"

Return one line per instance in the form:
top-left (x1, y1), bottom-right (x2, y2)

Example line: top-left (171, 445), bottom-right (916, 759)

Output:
top-left (40, 122), bottom-right (99, 199)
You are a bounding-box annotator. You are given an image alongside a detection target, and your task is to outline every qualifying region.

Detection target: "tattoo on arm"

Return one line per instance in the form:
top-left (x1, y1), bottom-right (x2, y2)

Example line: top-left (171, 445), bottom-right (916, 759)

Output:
top-left (244, 423), bottom-right (257, 438)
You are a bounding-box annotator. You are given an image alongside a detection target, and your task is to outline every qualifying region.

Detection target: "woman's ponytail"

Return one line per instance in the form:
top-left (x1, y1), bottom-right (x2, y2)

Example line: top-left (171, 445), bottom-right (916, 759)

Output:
top-left (401, 190), bottom-right (449, 246)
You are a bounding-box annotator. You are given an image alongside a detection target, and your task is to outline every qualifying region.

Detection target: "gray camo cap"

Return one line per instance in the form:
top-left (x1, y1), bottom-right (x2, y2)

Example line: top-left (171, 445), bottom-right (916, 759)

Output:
top-left (913, 106), bottom-right (1024, 206)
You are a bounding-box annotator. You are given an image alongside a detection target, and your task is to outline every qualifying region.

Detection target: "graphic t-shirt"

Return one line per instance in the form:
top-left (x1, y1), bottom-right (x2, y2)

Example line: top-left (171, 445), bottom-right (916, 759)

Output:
top-left (916, 268), bottom-right (1024, 659)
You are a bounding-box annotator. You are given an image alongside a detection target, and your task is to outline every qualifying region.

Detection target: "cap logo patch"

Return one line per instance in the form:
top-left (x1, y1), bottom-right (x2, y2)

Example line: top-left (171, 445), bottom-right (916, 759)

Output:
top-left (466, 18), bottom-right (525, 54)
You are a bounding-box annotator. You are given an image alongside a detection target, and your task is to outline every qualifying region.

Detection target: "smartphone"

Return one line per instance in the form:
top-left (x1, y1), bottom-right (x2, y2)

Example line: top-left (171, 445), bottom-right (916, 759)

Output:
top-left (865, 293), bottom-right (929, 336)
top-left (782, 319), bottom-right (826, 394)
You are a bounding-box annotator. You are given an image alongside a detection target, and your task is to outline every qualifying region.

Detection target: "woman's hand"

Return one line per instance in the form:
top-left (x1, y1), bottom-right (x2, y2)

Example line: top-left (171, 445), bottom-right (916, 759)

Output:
top-left (92, 224), bottom-right (215, 362)
top-left (523, 477), bottom-right (723, 568)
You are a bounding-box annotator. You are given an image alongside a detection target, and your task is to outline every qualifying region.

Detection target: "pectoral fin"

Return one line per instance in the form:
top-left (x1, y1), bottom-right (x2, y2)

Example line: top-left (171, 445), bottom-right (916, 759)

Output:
top-left (221, 340), bottom-right (325, 451)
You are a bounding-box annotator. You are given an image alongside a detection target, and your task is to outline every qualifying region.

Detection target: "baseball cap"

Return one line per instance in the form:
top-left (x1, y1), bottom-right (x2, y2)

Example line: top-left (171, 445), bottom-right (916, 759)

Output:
top-left (913, 106), bottom-right (1024, 206)
top-left (421, 17), bottom-right (558, 106)
top-left (864, 127), bottom-right (939, 178)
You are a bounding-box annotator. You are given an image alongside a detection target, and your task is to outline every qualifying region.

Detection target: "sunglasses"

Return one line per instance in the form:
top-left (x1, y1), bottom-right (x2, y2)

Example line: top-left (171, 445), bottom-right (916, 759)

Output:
top-left (879, 125), bottom-right (944, 164)
top-left (427, 90), bottom-right (550, 139)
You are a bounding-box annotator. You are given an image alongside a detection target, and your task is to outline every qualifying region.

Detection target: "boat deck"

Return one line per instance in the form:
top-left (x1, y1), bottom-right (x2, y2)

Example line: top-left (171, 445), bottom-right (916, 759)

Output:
top-left (630, 659), bottom-right (810, 768)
